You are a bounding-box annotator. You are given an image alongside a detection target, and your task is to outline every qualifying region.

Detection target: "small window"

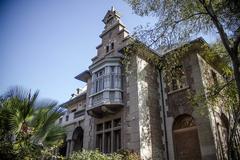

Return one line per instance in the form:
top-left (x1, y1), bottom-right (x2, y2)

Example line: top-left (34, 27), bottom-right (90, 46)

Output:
top-left (169, 65), bottom-right (187, 92)
top-left (111, 42), bottom-right (114, 50)
top-left (105, 121), bottom-right (112, 129)
top-left (93, 68), bottom-right (105, 94)
top-left (66, 115), bottom-right (69, 121)
top-left (71, 109), bottom-right (76, 113)
top-left (113, 118), bottom-right (121, 127)
top-left (97, 124), bottom-right (103, 131)
top-left (106, 45), bottom-right (109, 53)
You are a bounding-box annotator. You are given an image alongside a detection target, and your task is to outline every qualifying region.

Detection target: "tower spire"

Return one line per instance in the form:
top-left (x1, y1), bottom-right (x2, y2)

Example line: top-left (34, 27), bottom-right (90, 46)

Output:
top-left (111, 6), bottom-right (115, 11)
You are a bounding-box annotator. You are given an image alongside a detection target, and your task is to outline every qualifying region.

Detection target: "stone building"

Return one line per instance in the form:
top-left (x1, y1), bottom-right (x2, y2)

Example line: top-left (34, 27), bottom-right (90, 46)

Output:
top-left (57, 7), bottom-right (227, 160)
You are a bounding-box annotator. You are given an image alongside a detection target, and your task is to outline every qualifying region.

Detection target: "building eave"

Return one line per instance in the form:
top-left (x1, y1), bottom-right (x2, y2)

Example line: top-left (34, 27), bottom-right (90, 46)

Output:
top-left (75, 70), bottom-right (91, 82)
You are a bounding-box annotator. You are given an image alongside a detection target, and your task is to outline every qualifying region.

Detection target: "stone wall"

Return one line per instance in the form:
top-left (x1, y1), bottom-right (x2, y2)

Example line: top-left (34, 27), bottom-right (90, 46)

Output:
top-left (163, 52), bottom-right (217, 160)
top-left (123, 54), bottom-right (141, 152)
top-left (83, 77), bottom-right (95, 149)
top-left (197, 54), bottom-right (228, 159)
top-left (127, 55), bottom-right (164, 160)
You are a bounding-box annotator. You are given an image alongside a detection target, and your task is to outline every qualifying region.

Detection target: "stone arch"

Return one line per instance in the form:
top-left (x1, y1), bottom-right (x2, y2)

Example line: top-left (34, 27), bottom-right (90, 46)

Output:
top-left (72, 126), bottom-right (84, 152)
top-left (172, 114), bottom-right (201, 160)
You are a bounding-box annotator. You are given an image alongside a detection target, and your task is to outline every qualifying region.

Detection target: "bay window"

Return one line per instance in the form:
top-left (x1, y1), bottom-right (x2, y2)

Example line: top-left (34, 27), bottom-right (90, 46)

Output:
top-left (92, 65), bottom-right (122, 94)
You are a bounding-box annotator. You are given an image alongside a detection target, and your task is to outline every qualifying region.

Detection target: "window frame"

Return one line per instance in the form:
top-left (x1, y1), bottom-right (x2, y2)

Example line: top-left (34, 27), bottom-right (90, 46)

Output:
top-left (95, 118), bottom-right (122, 153)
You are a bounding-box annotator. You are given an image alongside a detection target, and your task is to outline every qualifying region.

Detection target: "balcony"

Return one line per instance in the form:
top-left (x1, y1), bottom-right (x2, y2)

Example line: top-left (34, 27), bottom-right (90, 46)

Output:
top-left (87, 90), bottom-right (123, 118)
top-left (58, 109), bottom-right (85, 126)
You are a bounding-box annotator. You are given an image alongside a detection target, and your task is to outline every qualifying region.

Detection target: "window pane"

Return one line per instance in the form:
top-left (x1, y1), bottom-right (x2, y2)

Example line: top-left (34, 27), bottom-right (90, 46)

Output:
top-left (105, 121), bottom-right (112, 129)
top-left (104, 132), bottom-right (111, 153)
top-left (97, 123), bottom-right (103, 131)
top-left (96, 134), bottom-right (103, 152)
top-left (111, 66), bottom-right (115, 73)
top-left (111, 75), bottom-right (114, 88)
top-left (113, 130), bottom-right (121, 152)
top-left (113, 118), bottom-right (121, 127)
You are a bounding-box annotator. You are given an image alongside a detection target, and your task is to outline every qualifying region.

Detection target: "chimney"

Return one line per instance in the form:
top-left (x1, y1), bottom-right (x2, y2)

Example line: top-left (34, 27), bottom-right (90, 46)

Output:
top-left (76, 88), bottom-right (80, 94)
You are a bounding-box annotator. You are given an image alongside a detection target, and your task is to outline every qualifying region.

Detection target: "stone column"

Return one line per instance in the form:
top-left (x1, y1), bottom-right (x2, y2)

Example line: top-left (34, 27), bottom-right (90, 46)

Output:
top-left (66, 140), bottom-right (71, 157)
top-left (69, 140), bottom-right (75, 155)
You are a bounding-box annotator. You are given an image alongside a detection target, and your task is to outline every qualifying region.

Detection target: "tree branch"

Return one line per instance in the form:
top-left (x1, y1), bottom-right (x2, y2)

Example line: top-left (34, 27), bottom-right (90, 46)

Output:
top-left (206, 78), bottom-right (234, 98)
top-left (174, 12), bottom-right (207, 24)
top-left (198, 0), bottom-right (232, 55)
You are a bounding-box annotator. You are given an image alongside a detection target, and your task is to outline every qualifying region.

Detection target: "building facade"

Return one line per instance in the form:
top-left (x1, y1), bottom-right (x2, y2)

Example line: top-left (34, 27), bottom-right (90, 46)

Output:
top-left (58, 7), bottom-right (226, 160)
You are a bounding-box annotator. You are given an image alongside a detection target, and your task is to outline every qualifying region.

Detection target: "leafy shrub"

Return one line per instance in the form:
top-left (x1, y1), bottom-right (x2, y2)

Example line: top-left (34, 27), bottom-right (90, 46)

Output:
top-left (68, 149), bottom-right (123, 160)
top-left (117, 150), bottom-right (141, 160)
top-left (68, 149), bottom-right (141, 160)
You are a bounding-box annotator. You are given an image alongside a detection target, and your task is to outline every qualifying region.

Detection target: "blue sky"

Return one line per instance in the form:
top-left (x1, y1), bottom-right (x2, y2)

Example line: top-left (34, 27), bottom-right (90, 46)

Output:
top-left (0, 0), bottom-right (157, 103)
top-left (0, 0), bottom-right (216, 103)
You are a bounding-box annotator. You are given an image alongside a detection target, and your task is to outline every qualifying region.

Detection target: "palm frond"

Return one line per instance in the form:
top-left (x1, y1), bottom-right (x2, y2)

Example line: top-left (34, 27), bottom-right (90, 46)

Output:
top-left (42, 124), bottom-right (65, 147)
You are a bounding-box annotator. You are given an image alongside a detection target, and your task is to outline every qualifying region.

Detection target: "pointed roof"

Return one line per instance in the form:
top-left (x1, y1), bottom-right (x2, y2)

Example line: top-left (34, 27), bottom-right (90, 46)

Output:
top-left (102, 6), bottom-right (121, 24)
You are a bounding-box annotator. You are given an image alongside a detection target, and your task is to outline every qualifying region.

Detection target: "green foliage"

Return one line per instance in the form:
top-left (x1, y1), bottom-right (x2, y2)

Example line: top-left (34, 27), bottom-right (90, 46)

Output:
top-left (117, 149), bottom-right (141, 160)
top-left (125, 0), bottom-right (239, 48)
top-left (68, 149), bottom-right (141, 160)
top-left (68, 150), bottom-right (122, 160)
top-left (190, 76), bottom-right (240, 158)
top-left (0, 86), bottom-right (66, 160)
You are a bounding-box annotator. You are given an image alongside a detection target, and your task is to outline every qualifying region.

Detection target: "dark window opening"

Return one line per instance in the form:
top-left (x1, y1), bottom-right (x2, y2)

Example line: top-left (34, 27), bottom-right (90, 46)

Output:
top-left (71, 109), bottom-right (76, 113)
top-left (113, 130), bottom-right (121, 152)
top-left (66, 115), bottom-right (69, 121)
top-left (97, 123), bottom-right (103, 131)
top-left (105, 121), bottom-right (112, 130)
top-left (106, 46), bottom-right (109, 53)
top-left (96, 134), bottom-right (103, 152)
top-left (114, 118), bottom-right (121, 127)
top-left (104, 132), bottom-right (111, 153)
top-left (111, 42), bottom-right (114, 50)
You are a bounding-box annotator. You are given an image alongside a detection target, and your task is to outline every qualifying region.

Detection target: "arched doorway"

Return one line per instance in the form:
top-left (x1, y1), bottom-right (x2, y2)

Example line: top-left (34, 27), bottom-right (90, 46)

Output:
top-left (72, 127), bottom-right (84, 151)
top-left (173, 114), bottom-right (201, 160)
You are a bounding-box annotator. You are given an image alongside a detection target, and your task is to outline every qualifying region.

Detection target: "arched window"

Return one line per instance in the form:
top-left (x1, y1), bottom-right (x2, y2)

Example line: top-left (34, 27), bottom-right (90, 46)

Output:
top-left (173, 114), bottom-right (196, 130)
